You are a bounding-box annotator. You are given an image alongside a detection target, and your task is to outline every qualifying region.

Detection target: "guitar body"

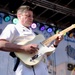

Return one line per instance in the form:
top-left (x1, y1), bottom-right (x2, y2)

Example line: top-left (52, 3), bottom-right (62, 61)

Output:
top-left (15, 34), bottom-right (54, 66)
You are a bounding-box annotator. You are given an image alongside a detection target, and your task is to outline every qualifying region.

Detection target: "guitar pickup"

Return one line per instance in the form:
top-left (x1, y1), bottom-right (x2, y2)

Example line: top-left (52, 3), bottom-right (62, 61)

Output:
top-left (30, 55), bottom-right (38, 61)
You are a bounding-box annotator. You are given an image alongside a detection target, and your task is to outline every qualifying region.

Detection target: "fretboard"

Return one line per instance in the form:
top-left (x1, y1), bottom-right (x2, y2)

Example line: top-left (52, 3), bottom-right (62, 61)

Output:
top-left (42, 24), bottom-right (75, 46)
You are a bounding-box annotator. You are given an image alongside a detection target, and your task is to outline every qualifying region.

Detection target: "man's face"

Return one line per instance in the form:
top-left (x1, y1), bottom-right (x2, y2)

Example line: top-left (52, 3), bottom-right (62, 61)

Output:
top-left (19, 10), bottom-right (33, 27)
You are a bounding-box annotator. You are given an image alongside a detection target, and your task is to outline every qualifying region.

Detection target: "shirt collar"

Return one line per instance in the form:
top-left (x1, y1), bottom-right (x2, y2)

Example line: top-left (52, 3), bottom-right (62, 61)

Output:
top-left (16, 22), bottom-right (31, 30)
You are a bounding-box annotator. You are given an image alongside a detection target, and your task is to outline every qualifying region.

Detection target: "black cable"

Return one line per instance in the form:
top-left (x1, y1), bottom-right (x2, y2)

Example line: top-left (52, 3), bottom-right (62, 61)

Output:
top-left (32, 66), bottom-right (36, 75)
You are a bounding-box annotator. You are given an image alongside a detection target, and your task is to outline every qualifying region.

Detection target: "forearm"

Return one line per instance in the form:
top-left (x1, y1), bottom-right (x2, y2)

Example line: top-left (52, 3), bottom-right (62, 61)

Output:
top-left (0, 40), bottom-right (24, 52)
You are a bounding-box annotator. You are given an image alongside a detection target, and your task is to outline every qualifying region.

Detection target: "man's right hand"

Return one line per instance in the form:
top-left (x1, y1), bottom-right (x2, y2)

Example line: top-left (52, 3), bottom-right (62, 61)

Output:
top-left (22, 44), bottom-right (39, 54)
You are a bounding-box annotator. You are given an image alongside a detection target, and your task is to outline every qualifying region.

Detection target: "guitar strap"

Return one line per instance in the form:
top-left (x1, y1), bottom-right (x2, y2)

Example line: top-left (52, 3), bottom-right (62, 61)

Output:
top-left (9, 52), bottom-right (20, 71)
top-left (13, 57), bottom-right (20, 71)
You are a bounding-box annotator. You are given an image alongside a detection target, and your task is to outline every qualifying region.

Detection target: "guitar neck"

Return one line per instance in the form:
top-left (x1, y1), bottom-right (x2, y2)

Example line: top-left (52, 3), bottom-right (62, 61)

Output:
top-left (42, 24), bottom-right (75, 46)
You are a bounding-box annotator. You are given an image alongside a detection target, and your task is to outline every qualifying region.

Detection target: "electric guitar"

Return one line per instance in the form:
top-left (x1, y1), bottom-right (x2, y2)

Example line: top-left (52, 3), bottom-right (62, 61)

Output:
top-left (15, 24), bottom-right (75, 66)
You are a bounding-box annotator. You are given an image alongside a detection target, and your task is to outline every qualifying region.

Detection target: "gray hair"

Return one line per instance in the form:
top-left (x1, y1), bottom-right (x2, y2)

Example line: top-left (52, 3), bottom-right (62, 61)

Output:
top-left (17, 5), bottom-right (33, 15)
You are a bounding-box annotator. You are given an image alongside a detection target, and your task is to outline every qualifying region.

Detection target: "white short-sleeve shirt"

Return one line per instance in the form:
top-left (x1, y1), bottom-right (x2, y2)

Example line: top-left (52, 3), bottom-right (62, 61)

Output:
top-left (0, 23), bottom-right (49, 75)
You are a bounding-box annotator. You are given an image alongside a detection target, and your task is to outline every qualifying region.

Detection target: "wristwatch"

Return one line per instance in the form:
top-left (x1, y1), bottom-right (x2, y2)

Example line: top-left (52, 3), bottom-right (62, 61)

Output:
top-left (53, 44), bottom-right (58, 47)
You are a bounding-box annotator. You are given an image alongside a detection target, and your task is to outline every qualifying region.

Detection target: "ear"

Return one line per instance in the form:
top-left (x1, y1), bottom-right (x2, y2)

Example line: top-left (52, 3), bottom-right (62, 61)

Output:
top-left (17, 13), bottom-right (21, 19)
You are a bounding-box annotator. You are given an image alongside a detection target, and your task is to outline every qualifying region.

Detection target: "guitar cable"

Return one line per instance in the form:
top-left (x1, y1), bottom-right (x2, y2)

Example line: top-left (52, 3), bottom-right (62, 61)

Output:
top-left (32, 66), bottom-right (36, 75)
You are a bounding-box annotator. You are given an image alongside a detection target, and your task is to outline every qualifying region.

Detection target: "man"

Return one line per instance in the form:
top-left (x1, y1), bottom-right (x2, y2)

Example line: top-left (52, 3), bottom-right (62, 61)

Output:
top-left (0, 5), bottom-right (63, 75)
